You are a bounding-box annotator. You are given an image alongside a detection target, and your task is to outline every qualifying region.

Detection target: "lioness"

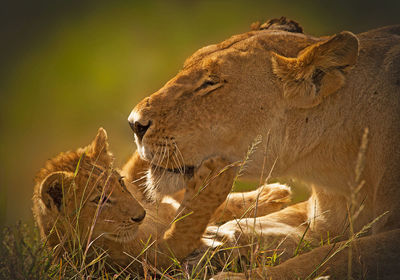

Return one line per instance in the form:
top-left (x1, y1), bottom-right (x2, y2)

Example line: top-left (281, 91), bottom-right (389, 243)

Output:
top-left (128, 18), bottom-right (400, 278)
top-left (33, 128), bottom-right (291, 272)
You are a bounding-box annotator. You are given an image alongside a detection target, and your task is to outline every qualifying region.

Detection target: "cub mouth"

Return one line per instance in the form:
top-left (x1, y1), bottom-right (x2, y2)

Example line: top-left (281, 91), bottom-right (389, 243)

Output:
top-left (150, 164), bottom-right (195, 177)
top-left (103, 231), bottom-right (139, 243)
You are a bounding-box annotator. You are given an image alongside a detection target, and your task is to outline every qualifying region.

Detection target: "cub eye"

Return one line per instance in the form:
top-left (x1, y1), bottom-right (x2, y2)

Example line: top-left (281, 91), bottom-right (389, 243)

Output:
top-left (91, 195), bottom-right (111, 206)
top-left (118, 176), bottom-right (128, 192)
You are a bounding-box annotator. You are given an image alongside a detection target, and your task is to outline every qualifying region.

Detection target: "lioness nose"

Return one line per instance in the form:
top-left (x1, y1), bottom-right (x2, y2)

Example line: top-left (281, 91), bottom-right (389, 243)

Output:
top-left (129, 120), bottom-right (151, 141)
top-left (131, 210), bottom-right (146, 223)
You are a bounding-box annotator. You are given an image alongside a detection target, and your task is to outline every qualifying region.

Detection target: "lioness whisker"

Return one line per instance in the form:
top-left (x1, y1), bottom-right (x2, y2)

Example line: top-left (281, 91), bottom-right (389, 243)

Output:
top-left (172, 145), bottom-right (185, 175)
top-left (173, 142), bottom-right (186, 174)
top-left (150, 145), bottom-right (162, 173)
top-left (172, 152), bottom-right (183, 176)
top-left (131, 174), bottom-right (148, 185)
top-left (156, 144), bottom-right (166, 174)
top-left (160, 139), bottom-right (170, 179)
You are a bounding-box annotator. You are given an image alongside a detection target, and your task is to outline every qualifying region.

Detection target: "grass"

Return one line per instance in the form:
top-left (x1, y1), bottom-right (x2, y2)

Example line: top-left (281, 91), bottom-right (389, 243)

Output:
top-left (0, 222), bottom-right (55, 280)
top-left (1, 212), bottom-right (385, 280)
top-left (0, 222), bottom-right (136, 279)
top-left (0, 199), bottom-right (381, 280)
top-left (0, 130), bottom-right (384, 279)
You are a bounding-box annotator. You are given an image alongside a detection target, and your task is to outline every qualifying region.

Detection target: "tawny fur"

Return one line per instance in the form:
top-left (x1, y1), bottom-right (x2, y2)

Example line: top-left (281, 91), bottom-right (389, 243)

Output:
top-left (128, 19), bottom-right (400, 278)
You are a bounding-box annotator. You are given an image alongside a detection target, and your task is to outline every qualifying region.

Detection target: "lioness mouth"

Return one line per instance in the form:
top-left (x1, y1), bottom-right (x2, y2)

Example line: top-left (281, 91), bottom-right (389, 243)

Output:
top-left (150, 164), bottom-right (194, 176)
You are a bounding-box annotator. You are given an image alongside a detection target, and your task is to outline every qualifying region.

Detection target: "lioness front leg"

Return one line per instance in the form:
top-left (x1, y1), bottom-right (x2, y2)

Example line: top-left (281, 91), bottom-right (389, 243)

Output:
top-left (209, 187), bottom-right (357, 263)
top-left (153, 157), bottom-right (236, 268)
top-left (211, 183), bottom-right (291, 223)
top-left (208, 200), bottom-right (313, 263)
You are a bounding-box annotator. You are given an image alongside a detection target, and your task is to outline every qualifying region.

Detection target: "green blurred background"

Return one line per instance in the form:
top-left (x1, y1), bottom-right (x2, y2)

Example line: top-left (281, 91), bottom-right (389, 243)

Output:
top-left (0, 0), bottom-right (398, 227)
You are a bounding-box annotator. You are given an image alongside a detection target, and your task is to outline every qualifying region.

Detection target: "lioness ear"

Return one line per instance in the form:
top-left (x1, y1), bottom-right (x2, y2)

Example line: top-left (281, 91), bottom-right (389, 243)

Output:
top-left (88, 127), bottom-right (113, 165)
top-left (40, 171), bottom-right (73, 212)
top-left (271, 31), bottom-right (359, 108)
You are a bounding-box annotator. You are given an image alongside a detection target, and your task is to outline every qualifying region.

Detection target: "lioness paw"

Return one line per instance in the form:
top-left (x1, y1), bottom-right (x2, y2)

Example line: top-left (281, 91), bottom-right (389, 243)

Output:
top-left (196, 156), bottom-right (231, 181)
top-left (185, 156), bottom-right (236, 209)
top-left (189, 156), bottom-right (235, 193)
top-left (253, 183), bottom-right (291, 216)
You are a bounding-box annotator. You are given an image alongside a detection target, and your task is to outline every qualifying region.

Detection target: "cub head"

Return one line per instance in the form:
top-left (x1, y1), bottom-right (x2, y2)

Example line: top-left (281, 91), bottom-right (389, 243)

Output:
top-left (32, 128), bottom-right (146, 255)
top-left (128, 18), bottom-right (359, 196)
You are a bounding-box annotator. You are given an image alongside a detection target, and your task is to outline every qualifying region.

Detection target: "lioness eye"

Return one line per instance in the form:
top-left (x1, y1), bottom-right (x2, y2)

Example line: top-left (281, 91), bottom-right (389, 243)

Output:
top-left (203, 75), bottom-right (220, 86)
top-left (202, 78), bottom-right (219, 87)
top-left (195, 75), bottom-right (223, 94)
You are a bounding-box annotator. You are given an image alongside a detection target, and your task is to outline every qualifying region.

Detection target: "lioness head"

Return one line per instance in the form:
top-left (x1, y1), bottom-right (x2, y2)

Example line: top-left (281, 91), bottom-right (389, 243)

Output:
top-left (32, 128), bottom-right (146, 255)
top-left (128, 18), bottom-right (359, 195)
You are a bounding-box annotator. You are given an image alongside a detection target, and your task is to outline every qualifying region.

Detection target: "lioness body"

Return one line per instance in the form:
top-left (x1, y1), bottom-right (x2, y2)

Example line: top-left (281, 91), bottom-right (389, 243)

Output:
top-left (129, 19), bottom-right (400, 278)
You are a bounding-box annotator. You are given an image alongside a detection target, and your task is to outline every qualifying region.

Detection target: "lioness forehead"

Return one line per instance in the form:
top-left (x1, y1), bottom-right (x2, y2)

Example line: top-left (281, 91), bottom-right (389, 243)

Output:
top-left (183, 30), bottom-right (318, 70)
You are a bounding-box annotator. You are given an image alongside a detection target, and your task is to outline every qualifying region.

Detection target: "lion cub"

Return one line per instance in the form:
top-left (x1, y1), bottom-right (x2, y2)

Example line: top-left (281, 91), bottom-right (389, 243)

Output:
top-left (33, 128), bottom-right (291, 271)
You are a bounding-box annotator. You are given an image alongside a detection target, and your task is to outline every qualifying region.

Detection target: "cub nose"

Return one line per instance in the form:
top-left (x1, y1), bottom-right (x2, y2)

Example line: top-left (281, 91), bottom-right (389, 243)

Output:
top-left (131, 210), bottom-right (146, 223)
top-left (129, 120), bottom-right (151, 142)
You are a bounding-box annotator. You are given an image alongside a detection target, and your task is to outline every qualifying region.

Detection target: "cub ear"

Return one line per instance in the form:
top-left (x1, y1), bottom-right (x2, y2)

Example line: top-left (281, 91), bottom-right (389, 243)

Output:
top-left (40, 171), bottom-right (73, 212)
top-left (88, 127), bottom-right (113, 165)
top-left (271, 31), bottom-right (359, 108)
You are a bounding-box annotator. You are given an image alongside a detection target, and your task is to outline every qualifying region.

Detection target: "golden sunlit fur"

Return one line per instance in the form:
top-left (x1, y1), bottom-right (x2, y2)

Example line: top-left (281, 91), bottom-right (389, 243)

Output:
top-left (129, 18), bottom-right (400, 278)
top-left (33, 128), bottom-right (291, 272)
